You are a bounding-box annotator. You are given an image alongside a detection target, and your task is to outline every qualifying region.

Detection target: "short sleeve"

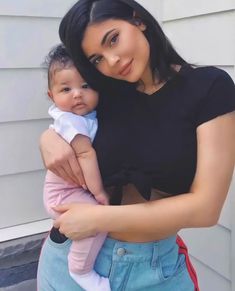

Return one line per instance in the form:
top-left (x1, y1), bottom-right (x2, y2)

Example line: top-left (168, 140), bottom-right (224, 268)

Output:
top-left (53, 113), bottom-right (91, 143)
top-left (195, 71), bottom-right (235, 127)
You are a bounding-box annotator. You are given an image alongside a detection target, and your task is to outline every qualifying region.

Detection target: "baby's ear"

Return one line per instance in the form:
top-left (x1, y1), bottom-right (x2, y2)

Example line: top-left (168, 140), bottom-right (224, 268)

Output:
top-left (47, 89), bottom-right (53, 100)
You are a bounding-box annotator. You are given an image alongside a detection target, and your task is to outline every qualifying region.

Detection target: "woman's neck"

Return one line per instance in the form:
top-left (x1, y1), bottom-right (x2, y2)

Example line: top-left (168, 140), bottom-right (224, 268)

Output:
top-left (137, 67), bottom-right (164, 95)
top-left (137, 80), bottom-right (165, 95)
top-left (137, 64), bottom-right (182, 95)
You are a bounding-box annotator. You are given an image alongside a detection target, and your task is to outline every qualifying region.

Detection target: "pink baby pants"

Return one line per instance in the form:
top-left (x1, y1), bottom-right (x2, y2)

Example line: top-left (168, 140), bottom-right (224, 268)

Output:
top-left (43, 170), bottom-right (107, 275)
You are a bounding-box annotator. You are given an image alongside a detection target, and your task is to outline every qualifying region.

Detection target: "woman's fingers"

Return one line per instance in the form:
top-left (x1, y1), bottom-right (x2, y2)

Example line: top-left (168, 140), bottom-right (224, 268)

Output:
top-left (50, 158), bottom-right (84, 186)
top-left (40, 129), bottom-right (86, 187)
top-left (53, 219), bottom-right (60, 229)
top-left (55, 150), bottom-right (85, 186)
top-left (53, 204), bottom-right (71, 229)
top-left (56, 166), bottom-right (77, 185)
top-left (52, 203), bottom-right (100, 240)
top-left (50, 168), bottom-right (63, 181)
top-left (40, 129), bottom-right (84, 184)
top-left (53, 204), bottom-right (71, 212)
top-left (68, 155), bottom-right (86, 188)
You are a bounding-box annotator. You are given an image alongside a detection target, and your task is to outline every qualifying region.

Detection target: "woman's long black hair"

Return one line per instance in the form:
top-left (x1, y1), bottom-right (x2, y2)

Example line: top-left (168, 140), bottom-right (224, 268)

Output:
top-left (59, 0), bottom-right (187, 94)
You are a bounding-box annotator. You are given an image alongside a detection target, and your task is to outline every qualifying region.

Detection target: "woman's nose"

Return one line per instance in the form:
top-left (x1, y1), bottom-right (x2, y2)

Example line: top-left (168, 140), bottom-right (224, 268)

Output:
top-left (106, 54), bottom-right (120, 67)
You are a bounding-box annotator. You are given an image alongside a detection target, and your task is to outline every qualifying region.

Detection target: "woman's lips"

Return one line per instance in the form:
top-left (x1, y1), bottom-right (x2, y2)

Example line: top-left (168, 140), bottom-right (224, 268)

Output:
top-left (119, 59), bottom-right (133, 76)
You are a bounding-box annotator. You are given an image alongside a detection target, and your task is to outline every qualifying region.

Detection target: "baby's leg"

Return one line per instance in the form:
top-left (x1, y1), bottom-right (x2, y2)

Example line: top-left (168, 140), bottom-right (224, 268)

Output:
top-left (65, 189), bottom-right (110, 290)
top-left (69, 234), bottom-right (110, 291)
top-left (44, 171), bottom-right (110, 290)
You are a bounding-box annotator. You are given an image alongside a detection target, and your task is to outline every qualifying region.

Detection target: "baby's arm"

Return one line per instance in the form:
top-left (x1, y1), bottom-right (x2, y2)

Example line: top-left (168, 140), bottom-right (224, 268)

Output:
top-left (71, 134), bottom-right (109, 205)
top-left (48, 107), bottom-right (108, 204)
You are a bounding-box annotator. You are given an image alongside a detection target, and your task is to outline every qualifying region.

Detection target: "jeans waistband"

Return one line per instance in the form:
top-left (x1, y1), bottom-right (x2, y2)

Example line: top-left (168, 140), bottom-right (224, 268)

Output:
top-left (101, 235), bottom-right (177, 264)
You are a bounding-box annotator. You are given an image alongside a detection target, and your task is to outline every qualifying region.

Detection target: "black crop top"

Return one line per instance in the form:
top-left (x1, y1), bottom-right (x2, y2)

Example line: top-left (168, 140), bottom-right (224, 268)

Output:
top-left (93, 65), bottom-right (235, 205)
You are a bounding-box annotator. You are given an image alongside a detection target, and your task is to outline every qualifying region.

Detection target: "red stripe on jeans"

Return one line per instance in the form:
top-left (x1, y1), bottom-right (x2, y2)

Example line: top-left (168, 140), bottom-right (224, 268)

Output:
top-left (176, 235), bottom-right (200, 291)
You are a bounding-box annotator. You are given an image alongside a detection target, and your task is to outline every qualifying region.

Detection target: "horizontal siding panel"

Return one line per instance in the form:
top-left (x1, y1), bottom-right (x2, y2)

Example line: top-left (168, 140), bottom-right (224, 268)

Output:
top-left (0, 0), bottom-right (75, 18)
top-left (180, 225), bottom-right (231, 280)
top-left (190, 257), bottom-right (231, 291)
top-left (218, 188), bottom-right (232, 230)
top-left (0, 219), bottom-right (52, 242)
top-left (136, 0), bottom-right (162, 21)
top-left (218, 173), bottom-right (235, 230)
top-left (0, 69), bottom-right (51, 122)
top-left (0, 170), bottom-right (48, 228)
top-left (0, 119), bottom-right (50, 176)
top-left (163, 11), bottom-right (235, 66)
top-left (0, 16), bottom-right (61, 68)
top-left (163, 0), bottom-right (235, 21)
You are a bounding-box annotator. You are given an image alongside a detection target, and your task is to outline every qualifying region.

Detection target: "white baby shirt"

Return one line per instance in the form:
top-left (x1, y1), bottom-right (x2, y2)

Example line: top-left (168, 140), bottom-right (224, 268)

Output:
top-left (48, 104), bottom-right (98, 143)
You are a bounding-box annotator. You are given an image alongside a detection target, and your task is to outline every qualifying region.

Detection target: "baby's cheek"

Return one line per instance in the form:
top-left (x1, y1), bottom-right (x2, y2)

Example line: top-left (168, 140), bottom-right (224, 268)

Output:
top-left (57, 98), bottom-right (73, 111)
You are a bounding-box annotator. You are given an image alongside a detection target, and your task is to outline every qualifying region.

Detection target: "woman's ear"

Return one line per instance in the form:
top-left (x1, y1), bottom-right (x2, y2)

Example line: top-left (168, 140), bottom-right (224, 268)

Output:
top-left (135, 18), bottom-right (146, 31)
top-left (133, 11), bottom-right (146, 31)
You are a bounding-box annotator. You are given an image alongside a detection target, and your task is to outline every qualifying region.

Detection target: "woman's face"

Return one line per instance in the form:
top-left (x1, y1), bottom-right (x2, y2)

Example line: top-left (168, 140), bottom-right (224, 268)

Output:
top-left (82, 19), bottom-right (151, 83)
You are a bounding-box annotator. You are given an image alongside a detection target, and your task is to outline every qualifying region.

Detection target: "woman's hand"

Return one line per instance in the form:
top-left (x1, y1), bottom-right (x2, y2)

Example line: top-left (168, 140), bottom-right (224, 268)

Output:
top-left (39, 129), bottom-right (85, 185)
top-left (53, 203), bottom-right (102, 240)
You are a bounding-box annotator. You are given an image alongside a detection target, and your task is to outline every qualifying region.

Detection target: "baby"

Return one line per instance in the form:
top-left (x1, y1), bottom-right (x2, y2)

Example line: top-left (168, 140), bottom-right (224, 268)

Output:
top-left (43, 44), bottom-right (110, 291)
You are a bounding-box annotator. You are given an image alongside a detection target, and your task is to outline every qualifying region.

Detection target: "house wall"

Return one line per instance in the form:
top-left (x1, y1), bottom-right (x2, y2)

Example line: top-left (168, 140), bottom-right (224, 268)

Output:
top-left (160, 1), bottom-right (235, 290)
top-left (0, 0), bottom-right (77, 242)
top-left (0, 1), bottom-right (234, 290)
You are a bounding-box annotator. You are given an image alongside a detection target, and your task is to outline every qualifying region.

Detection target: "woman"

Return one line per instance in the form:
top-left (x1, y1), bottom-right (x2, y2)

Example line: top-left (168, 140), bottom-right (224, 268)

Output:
top-left (37, 0), bottom-right (235, 290)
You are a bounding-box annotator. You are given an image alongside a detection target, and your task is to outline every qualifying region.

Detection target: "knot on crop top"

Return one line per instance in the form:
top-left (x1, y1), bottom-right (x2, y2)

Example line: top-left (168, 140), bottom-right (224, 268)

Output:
top-left (105, 165), bottom-right (152, 201)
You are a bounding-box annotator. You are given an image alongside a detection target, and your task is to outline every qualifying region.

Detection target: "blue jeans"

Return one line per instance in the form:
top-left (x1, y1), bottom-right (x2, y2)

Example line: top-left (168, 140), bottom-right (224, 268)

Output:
top-left (37, 235), bottom-right (198, 290)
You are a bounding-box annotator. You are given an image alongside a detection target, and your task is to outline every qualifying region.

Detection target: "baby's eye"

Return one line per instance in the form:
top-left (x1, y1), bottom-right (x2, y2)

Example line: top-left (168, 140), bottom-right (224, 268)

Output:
top-left (62, 87), bottom-right (71, 92)
top-left (82, 83), bottom-right (90, 89)
top-left (110, 33), bottom-right (119, 47)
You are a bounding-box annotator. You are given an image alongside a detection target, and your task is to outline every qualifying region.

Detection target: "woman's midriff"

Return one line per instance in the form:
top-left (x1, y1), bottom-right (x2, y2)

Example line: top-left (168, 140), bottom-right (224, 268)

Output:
top-left (108, 184), bottom-right (172, 242)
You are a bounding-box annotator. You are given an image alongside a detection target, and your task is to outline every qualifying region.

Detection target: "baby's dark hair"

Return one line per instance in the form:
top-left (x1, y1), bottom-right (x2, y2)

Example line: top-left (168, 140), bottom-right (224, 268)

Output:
top-left (45, 44), bottom-right (74, 88)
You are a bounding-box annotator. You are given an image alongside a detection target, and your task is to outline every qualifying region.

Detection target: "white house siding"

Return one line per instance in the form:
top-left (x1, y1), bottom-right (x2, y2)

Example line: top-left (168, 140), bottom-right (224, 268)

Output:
top-left (159, 1), bottom-right (235, 291)
top-left (0, 0), bottom-right (76, 241)
top-left (0, 1), bottom-right (234, 291)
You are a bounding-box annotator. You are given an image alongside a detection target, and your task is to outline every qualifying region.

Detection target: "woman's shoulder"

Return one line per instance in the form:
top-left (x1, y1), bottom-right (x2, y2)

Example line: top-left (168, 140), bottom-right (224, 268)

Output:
top-left (183, 65), bottom-right (235, 127)
top-left (182, 65), bottom-right (233, 86)
top-left (173, 65), bottom-right (235, 102)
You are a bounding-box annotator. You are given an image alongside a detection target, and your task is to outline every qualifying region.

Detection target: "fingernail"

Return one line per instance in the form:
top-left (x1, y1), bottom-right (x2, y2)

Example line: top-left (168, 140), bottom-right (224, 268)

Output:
top-left (82, 184), bottom-right (88, 190)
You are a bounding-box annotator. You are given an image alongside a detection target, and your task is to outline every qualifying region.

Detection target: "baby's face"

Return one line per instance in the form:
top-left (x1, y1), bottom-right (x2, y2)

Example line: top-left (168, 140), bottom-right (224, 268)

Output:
top-left (48, 66), bottom-right (99, 115)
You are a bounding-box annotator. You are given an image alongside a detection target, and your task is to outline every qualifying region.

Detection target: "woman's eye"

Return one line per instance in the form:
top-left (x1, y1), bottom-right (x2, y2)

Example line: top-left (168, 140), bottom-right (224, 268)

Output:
top-left (91, 56), bottom-right (103, 66)
top-left (62, 87), bottom-right (71, 92)
top-left (82, 83), bottom-right (90, 89)
top-left (110, 33), bottom-right (119, 47)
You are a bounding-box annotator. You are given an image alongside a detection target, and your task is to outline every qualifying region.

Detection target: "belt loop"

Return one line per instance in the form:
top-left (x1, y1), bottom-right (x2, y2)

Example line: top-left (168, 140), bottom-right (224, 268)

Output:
top-left (151, 243), bottom-right (158, 270)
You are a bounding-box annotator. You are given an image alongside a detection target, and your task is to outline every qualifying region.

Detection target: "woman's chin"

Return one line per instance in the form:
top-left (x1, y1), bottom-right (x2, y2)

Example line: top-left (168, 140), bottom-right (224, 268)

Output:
top-left (120, 74), bottom-right (140, 83)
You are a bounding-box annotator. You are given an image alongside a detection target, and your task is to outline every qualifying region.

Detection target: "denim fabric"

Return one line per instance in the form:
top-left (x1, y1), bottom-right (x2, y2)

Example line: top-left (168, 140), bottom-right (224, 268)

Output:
top-left (37, 235), bottom-right (195, 291)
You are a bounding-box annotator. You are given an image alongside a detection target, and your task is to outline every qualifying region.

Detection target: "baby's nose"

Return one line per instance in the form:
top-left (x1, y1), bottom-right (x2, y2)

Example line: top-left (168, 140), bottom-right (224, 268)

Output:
top-left (73, 89), bottom-right (82, 98)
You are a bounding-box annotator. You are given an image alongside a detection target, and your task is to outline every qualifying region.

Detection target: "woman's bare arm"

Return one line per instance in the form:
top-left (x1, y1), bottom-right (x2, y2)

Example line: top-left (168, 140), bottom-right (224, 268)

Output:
top-left (54, 112), bottom-right (235, 240)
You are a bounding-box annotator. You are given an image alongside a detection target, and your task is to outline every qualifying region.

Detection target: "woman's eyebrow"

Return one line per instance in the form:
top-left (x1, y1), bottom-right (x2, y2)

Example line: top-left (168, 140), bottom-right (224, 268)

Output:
top-left (101, 29), bottom-right (116, 45)
top-left (88, 29), bottom-right (116, 60)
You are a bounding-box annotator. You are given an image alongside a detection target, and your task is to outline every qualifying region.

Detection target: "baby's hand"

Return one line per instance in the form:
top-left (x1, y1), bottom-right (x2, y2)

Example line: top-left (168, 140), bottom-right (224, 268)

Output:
top-left (94, 192), bottom-right (109, 205)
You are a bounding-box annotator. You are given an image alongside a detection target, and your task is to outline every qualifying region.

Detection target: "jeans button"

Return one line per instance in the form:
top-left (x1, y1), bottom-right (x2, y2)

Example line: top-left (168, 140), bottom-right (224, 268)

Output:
top-left (117, 247), bottom-right (126, 256)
